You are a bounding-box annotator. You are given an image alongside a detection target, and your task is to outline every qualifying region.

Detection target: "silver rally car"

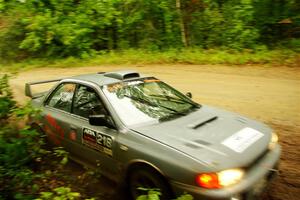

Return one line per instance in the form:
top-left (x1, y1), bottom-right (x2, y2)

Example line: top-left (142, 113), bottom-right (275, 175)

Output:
top-left (25, 70), bottom-right (281, 200)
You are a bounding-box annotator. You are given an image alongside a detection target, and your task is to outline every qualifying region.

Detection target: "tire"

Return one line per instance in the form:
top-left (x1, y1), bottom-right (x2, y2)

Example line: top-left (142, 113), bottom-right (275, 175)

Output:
top-left (128, 167), bottom-right (173, 200)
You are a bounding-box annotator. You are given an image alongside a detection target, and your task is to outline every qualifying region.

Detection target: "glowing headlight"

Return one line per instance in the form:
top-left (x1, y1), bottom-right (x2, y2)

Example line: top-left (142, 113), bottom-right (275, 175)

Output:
top-left (217, 168), bottom-right (244, 187)
top-left (269, 132), bottom-right (278, 150)
top-left (196, 168), bottom-right (244, 189)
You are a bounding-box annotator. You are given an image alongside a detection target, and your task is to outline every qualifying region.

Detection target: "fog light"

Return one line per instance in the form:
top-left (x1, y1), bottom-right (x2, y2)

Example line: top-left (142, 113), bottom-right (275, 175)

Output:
top-left (269, 132), bottom-right (278, 150)
top-left (230, 196), bottom-right (242, 200)
top-left (231, 194), bottom-right (242, 200)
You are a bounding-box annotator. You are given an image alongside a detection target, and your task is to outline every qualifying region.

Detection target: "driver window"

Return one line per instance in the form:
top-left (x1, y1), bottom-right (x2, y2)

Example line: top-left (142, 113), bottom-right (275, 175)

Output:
top-left (47, 83), bottom-right (76, 112)
top-left (73, 85), bottom-right (105, 118)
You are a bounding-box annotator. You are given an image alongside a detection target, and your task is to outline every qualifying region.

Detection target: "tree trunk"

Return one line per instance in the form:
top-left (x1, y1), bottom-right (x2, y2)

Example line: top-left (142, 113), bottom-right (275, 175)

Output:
top-left (176, 0), bottom-right (188, 47)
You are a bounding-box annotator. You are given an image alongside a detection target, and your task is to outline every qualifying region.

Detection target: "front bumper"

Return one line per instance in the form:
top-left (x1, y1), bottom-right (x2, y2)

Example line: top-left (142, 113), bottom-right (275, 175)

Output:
top-left (170, 145), bottom-right (281, 200)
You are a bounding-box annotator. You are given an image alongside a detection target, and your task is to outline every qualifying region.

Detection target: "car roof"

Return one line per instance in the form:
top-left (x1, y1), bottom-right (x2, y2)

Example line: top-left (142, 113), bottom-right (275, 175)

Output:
top-left (67, 70), bottom-right (148, 86)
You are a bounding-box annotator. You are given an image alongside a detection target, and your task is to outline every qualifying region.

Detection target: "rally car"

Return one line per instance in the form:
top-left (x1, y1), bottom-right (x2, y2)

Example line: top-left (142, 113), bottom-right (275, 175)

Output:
top-left (25, 70), bottom-right (280, 200)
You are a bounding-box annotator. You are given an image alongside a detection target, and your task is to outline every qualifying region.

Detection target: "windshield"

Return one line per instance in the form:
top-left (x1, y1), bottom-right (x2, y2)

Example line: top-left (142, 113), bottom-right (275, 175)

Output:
top-left (102, 77), bottom-right (200, 127)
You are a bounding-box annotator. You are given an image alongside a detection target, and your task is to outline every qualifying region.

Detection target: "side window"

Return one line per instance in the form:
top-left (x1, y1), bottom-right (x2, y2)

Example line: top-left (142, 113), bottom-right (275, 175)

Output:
top-left (73, 85), bottom-right (105, 118)
top-left (47, 83), bottom-right (76, 112)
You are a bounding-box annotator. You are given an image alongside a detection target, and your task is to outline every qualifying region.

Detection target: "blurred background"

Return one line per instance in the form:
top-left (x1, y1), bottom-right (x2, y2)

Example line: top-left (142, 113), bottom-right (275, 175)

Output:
top-left (0, 0), bottom-right (299, 64)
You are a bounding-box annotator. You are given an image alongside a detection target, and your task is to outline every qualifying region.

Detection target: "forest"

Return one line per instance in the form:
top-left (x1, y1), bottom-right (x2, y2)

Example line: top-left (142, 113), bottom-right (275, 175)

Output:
top-left (0, 0), bottom-right (299, 62)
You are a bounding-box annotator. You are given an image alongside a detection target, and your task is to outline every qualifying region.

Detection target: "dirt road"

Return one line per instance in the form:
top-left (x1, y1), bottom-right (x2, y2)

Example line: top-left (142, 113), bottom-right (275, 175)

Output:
top-left (9, 64), bottom-right (300, 200)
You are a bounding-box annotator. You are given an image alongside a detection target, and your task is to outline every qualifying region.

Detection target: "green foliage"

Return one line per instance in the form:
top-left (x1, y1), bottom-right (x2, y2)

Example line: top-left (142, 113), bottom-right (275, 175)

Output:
top-left (0, 74), bottom-right (16, 120)
top-left (13, 0), bottom-right (123, 58)
top-left (284, 38), bottom-right (300, 52)
top-left (137, 189), bottom-right (161, 200)
top-left (0, 10), bottom-right (29, 61)
top-left (53, 147), bottom-right (69, 166)
top-left (0, 0), bottom-right (4, 12)
top-left (62, 48), bottom-right (300, 66)
top-left (0, 119), bottom-right (45, 198)
top-left (221, 0), bottom-right (259, 49)
top-left (137, 188), bottom-right (194, 200)
top-left (175, 194), bottom-right (194, 200)
top-left (0, 0), bottom-right (299, 62)
top-left (36, 187), bottom-right (81, 200)
top-left (0, 75), bottom-right (83, 200)
top-left (253, 0), bottom-right (300, 44)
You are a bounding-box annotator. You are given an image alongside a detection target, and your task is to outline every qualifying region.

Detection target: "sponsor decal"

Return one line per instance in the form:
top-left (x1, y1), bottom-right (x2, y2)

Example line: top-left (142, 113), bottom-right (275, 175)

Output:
top-left (126, 80), bottom-right (143, 86)
top-left (69, 131), bottom-right (77, 141)
top-left (44, 114), bottom-right (65, 144)
top-left (106, 83), bottom-right (124, 93)
top-left (82, 128), bottom-right (113, 156)
top-left (222, 127), bottom-right (264, 153)
top-left (105, 78), bottom-right (160, 92)
top-left (44, 124), bottom-right (60, 145)
top-left (144, 79), bottom-right (161, 83)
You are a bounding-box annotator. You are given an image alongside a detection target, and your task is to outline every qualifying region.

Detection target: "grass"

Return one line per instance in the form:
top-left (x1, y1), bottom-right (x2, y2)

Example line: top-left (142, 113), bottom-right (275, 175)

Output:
top-left (1, 48), bottom-right (299, 72)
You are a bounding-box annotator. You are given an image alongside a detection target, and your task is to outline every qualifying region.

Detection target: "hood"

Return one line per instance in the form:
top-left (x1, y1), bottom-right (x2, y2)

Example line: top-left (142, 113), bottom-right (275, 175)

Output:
top-left (131, 105), bottom-right (272, 170)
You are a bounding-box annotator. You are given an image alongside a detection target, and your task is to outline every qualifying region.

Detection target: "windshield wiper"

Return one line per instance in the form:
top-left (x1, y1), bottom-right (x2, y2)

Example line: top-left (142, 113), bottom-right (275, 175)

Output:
top-left (149, 94), bottom-right (200, 108)
top-left (124, 95), bottom-right (186, 116)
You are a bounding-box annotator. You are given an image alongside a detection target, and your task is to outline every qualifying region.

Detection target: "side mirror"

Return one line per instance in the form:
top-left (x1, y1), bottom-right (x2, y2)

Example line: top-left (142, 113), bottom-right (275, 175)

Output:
top-left (89, 115), bottom-right (111, 127)
top-left (186, 92), bottom-right (192, 98)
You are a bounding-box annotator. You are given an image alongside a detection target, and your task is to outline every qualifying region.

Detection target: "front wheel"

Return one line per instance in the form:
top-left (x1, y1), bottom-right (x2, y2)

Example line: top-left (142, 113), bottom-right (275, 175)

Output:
top-left (128, 167), bottom-right (173, 200)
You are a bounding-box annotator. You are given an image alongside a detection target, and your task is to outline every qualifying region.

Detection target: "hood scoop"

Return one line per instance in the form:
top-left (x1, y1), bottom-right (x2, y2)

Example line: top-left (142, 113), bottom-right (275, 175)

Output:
top-left (104, 70), bottom-right (140, 80)
top-left (187, 114), bottom-right (218, 129)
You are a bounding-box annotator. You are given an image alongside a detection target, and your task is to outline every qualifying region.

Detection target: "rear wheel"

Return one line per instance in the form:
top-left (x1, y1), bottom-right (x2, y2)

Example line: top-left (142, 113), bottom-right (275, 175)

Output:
top-left (128, 167), bottom-right (173, 200)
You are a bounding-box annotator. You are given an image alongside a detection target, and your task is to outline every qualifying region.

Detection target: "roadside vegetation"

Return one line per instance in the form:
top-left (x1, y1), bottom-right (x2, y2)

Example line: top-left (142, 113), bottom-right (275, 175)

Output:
top-left (0, 74), bottom-right (91, 199)
top-left (0, 0), bottom-right (299, 70)
top-left (1, 48), bottom-right (299, 72)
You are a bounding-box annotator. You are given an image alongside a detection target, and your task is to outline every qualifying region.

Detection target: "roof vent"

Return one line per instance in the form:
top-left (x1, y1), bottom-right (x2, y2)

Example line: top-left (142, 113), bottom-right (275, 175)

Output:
top-left (104, 70), bottom-right (140, 80)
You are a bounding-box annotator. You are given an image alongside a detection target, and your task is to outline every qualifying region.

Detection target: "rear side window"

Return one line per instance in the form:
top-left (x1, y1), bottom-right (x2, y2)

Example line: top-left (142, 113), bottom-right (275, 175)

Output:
top-left (47, 83), bottom-right (76, 112)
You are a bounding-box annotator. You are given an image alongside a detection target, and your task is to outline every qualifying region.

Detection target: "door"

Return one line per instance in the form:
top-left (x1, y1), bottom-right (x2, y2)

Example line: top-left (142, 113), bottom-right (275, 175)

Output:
top-left (42, 82), bottom-right (76, 147)
top-left (67, 84), bottom-right (120, 179)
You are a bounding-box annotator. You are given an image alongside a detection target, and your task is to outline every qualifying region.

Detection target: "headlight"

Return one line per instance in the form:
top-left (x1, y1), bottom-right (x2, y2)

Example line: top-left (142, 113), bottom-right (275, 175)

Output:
top-left (217, 169), bottom-right (244, 187)
top-left (269, 132), bottom-right (278, 150)
top-left (196, 168), bottom-right (244, 189)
